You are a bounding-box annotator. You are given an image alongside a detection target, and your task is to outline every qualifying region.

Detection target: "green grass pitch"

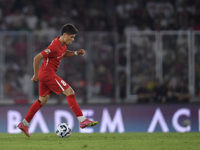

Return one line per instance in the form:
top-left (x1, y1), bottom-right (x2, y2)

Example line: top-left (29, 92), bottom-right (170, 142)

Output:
top-left (0, 132), bottom-right (199, 150)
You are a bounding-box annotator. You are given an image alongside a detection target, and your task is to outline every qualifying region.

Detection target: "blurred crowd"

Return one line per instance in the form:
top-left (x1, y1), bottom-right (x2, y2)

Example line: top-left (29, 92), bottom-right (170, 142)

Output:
top-left (0, 0), bottom-right (200, 34)
top-left (135, 79), bottom-right (191, 104)
top-left (1, 0), bottom-right (200, 104)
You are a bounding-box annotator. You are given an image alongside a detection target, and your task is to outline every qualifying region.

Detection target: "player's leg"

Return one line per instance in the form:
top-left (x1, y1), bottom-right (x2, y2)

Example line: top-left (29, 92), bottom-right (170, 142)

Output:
top-left (23, 94), bottom-right (49, 124)
top-left (62, 87), bottom-right (98, 129)
top-left (51, 75), bottom-right (98, 129)
top-left (18, 81), bottom-right (51, 137)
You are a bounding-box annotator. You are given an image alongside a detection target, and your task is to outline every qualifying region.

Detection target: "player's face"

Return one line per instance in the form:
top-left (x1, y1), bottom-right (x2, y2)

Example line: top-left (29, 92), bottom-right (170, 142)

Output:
top-left (64, 33), bottom-right (76, 45)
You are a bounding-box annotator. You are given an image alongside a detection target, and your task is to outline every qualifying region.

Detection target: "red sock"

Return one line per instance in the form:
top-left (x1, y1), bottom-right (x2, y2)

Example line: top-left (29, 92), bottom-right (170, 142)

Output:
top-left (67, 95), bottom-right (83, 117)
top-left (25, 100), bottom-right (43, 123)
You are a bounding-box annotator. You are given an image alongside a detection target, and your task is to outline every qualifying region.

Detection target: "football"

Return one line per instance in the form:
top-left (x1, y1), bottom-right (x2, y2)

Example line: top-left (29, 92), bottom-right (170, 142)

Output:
top-left (56, 123), bottom-right (72, 138)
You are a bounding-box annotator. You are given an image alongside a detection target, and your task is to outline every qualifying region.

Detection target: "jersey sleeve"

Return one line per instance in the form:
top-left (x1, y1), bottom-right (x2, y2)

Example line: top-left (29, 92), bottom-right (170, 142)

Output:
top-left (41, 40), bottom-right (58, 58)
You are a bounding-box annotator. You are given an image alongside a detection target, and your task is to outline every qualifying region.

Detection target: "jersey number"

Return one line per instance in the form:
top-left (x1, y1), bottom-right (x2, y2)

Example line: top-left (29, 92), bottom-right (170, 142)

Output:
top-left (61, 80), bottom-right (66, 86)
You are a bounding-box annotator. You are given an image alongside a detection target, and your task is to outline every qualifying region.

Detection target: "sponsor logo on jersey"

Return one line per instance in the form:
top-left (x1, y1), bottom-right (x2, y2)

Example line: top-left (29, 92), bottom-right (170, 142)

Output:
top-left (45, 49), bottom-right (51, 54)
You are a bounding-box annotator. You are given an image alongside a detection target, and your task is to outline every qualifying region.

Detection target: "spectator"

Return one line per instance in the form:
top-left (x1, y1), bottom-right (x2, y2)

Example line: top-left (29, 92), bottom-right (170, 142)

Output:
top-left (175, 81), bottom-right (191, 103)
top-left (17, 70), bottom-right (32, 97)
top-left (115, 0), bottom-right (133, 20)
top-left (5, 9), bottom-right (25, 30)
top-left (24, 8), bottom-right (38, 31)
top-left (136, 81), bottom-right (152, 104)
top-left (162, 81), bottom-right (177, 103)
top-left (13, 35), bottom-right (27, 60)
top-left (152, 79), bottom-right (165, 103)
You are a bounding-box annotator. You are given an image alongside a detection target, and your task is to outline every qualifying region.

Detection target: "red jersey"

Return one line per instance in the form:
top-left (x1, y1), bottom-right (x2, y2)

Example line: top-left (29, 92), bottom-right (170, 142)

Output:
top-left (38, 37), bottom-right (67, 81)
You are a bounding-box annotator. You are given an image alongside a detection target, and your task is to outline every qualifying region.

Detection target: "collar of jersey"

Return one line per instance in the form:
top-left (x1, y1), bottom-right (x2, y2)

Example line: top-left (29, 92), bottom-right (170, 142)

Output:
top-left (57, 37), bottom-right (66, 49)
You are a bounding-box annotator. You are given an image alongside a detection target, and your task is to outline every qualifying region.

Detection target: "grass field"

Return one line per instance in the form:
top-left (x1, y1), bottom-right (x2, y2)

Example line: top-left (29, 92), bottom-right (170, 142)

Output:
top-left (0, 132), bottom-right (200, 150)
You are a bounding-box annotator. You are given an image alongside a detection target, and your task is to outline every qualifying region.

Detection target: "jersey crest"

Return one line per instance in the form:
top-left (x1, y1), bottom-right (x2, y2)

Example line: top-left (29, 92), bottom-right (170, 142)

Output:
top-left (45, 49), bottom-right (51, 54)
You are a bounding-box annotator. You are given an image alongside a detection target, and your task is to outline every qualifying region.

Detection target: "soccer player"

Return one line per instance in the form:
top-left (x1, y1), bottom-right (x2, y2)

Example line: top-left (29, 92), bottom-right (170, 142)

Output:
top-left (17, 23), bottom-right (98, 137)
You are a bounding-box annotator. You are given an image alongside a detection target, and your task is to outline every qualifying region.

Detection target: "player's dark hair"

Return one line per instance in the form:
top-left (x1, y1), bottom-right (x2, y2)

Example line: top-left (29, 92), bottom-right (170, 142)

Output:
top-left (61, 23), bottom-right (78, 35)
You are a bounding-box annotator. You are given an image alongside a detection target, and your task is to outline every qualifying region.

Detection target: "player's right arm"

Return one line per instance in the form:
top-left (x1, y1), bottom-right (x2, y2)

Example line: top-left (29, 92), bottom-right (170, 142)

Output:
top-left (31, 53), bottom-right (44, 82)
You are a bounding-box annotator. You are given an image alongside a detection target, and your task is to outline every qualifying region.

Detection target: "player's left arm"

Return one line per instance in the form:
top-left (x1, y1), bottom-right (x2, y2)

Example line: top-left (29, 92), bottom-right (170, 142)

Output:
top-left (64, 49), bottom-right (85, 57)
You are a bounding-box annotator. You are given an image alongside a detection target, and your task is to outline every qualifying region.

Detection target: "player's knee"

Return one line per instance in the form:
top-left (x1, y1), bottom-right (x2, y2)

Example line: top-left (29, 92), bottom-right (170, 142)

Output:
top-left (39, 94), bottom-right (49, 105)
top-left (68, 87), bottom-right (75, 95)
top-left (63, 87), bottom-right (75, 96)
